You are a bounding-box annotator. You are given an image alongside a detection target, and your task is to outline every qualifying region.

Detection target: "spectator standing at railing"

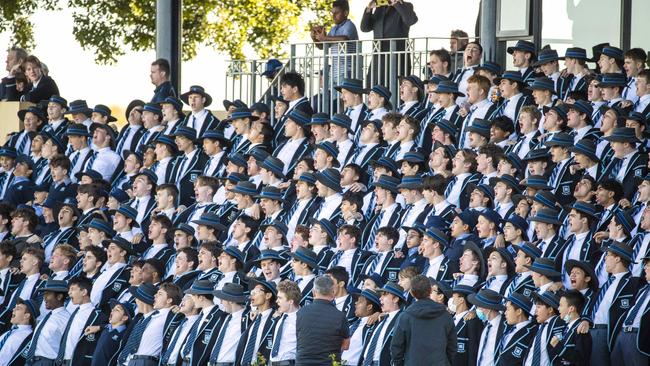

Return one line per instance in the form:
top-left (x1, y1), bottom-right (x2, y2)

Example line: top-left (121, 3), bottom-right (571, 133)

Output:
top-left (449, 29), bottom-right (469, 71)
top-left (361, 0), bottom-right (418, 87)
top-left (311, 0), bottom-right (359, 86)
top-left (149, 58), bottom-right (176, 104)
top-left (1, 46), bottom-right (28, 101)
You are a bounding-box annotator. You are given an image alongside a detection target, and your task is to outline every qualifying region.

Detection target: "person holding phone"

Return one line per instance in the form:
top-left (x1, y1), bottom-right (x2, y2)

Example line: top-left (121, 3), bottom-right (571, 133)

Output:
top-left (360, 0), bottom-right (418, 87)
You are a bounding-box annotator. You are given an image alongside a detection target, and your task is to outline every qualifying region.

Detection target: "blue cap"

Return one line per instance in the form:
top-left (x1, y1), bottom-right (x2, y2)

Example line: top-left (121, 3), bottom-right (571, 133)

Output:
top-left (564, 47), bottom-right (588, 60)
top-left (466, 119), bottom-right (491, 138)
top-left (249, 277), bottom-right (278, 296)
top-left (544, 132), bottom-right (573, 147)
top-left (229, 181), bottom-right (258, 196)
top-left (423, 228), bottom-right (449, 247)
top-left (531, 190), bottom-right (558, 209)
top-left (507, 40), bottom-right (536, 56)
top-left (143, 103), bottom-right (162, 116)
top-left (601, 46), bottom-right (624, 61)
top-left (261, 58), bottom-right (283, 77)
top-left (612, 208), bottom-right (634, 236)
top-left (308, 113), bottom-right (330, 125)
top-left (160, 96), bottom-right (184, 112)
top-left (334, 78), bottom-right (365, 94)
top-left (329, 114), bottom-right (353, 131)
top-left (66, 123), bottom-right (91, 137)
top-left (315, 141), bottom-right (340, 164)
top-left (259, 156), bottom-right (286, 178)
top-left (116, 204), bottom-right (138, 223)
top-left (494, 70), bottom-right (525, 85)
top-left (171, 126), bottom-right (197, 141)
top-left (569, 201), bottom-right (598, 218)
top-left (566, 99), bottom-right (594, 117)
top-left (397, 175), bottom-right (423, 190)
top-left (532, 49), bottom-right (560, 67)
top-left (433, 80), bottom-right (465, 97)
top-left (297, 172), bottom-right (317, 186)
top-left (515, 241), bottom-right (543, 259)
top-left (38, 279), bottom-right (69, 293)
top-left (289, 247), bottom-right (319, 270)
top-left (227, 107), bottom-right (259, 122)
top-left (256, 186), bottom-right (285, 202)
top-left (309, 218), bottom-right (337, 241)
top-left (479, 209), bottom-right (502, 225)
top-left (468, 289), bottom-right (505, 311)
top-left (370, 157), bottom-right (399, 177)
top-left (110, 189), bottom-right (130, 203)
top-left (604, 127), bottom-right (641, 144)
top-left (521, 175), bottom-right (552, 190)
top-left (88, 218), bottom-right (116, 237)
top-left (365, 85), bottom-right (392, 108)
top-left (260, 220), bottom-right (289, 238)
top-left (529, 207), bottom-right (561, 225)
top-left (223, 246), bottom-right (245, 264)
top-left (377, 281), bottom-right (406, 302)
top-left (315, 168), bottom-right (342, 193)
top-left (527, 77), bottom-right (556, 93)
top-left (505, 214), bottom-right (529, 236)
top-left (192, 212), bottom-right (227, 231)
top-left (48, 95), bottom-right (68, 108)
top-left (490, 174), bottom-right (522, 194)
top-left (507, 292), bottom-right (534, 316)
top-left (185, 279), bottom-right (215, 295)
top-left (66, 100), bottom-right (92, 115)
top-left (525, 258), bottom-right (561, 279)
top-left (433, 119), bottom-right (458, 139)
top-left (397, 151), bottom-right (425, 164)
top-left (130, 283), bottom-right (157, 304)
top-left (247, 147), bottom-right (270, 163)
top-left (596, 73), bottom-right (628, 87)
top-left (569, 139), bottom-right (599, 161)
top-left (475, 61), bottom-right (502, 75)
top-left (607, 241), bottom-right (635, 263)
top-left (354, 289), bottom-right (382, 308)
top-left (227, 152), bottom-right (248, 168)
top-left (374, 174), bottom-right (400, 194)
top-left (221, 172), bottom-right (249, 184)
top-left (255, 249), bottom-right (288, 265)
top-left (154, 134), bottom-right (178, 153)
top-left (286, 109), bottom-right (311, 126)
top-left (533, 291), bottom-right (560, 309)
top-left (181, 85), bottom-right (212, 107)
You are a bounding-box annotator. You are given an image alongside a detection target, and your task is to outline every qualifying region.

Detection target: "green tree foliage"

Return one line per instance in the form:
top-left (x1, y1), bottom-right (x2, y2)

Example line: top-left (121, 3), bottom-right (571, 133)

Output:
top-left (2, 0), bottom-right (331, 64)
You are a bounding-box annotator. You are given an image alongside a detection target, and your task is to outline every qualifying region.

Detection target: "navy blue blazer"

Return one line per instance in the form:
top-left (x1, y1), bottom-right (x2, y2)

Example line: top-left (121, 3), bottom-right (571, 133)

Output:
top-left (91, 325), bottom-right (127, 366)
top-left (494, 321), bottom-right (538, 366)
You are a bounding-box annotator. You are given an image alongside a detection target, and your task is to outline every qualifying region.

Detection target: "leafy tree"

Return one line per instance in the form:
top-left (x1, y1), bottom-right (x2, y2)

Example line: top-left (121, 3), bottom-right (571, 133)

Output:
top-left (1, 0), bottom-right (331, 64)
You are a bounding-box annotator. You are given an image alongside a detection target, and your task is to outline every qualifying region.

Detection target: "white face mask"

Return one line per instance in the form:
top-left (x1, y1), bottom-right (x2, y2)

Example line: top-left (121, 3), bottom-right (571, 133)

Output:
top-left (447, 297), bottom-right (457, 313)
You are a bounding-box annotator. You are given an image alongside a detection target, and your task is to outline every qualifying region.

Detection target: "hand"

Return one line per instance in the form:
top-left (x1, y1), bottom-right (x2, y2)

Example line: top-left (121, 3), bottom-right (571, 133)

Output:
top-left (620, 100), bottom-right (633, 108)
top-left (249, 204), bottom-right (261, 220)
top-left (577, 320), bottom-right (590, 334)
top-left (348, 182), bottom-right (367, 193)
top-left (548, 281), bottom-right (564, 292)
top-left (550, 335), bottom-right (560, 347)
top-left (176, 205), bottom-right (187, 214)
top-left (619, 199), bottom-right (632, 209)
top-left (494, 234), bottom-right (505, 248)
top-left (366, 311), bottom-right (382, 325)
top-left (9, 267), bottom-right (19, 274)
top-left (131, 234), bottom-right (143, 244)
top-left (463, 310), bottom-right (476, 321)
top-left (593, 231), bottom-right (609, 243)
top-left (170, 305), bottom-right (180, 314)
top-left (393, 250), bottom-right (404, 258)
top-left (84, 325), bottom-right (101, 335)
top-left (458, 107), bottom-right (468, 118)
top-left (452, 272), bottom-right (463, 279)
top-left (559, 68), bottom-right (570, 78)
top-left (277, 181), bottom-right (292, 190)
top-left (26, 235), bottom-right (41, 244)
top-left (39, 274), bottom-right (50, 281)
top-left (9, 63), bottom-right (21, 76)
top-left (367, 0), bottom-right (377, 10)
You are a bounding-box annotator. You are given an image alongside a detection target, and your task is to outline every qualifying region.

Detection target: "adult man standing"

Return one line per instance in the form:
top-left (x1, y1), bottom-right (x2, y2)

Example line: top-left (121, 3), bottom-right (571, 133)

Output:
top-left (150, 58), bottom-right (176, 103)
top-left (390, 275), bottom-right (457, 365)
top-left (361, 0), bottom-right (418, 86)
top-left (296, 275), bottom-right (350, 364)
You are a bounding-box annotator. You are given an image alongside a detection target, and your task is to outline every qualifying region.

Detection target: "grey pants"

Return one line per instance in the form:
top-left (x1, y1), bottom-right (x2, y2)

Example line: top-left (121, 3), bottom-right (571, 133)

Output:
top-left (611, 331), bottom-right (649, 366)
top-left (589, 328), bottom-right (610, 366)
top-left (127, 358), bottom-right (159, 366)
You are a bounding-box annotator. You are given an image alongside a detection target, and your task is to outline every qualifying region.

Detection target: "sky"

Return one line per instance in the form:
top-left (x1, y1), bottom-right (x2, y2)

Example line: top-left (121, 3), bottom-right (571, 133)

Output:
top-left (0, 0), bottom-right (480, 122)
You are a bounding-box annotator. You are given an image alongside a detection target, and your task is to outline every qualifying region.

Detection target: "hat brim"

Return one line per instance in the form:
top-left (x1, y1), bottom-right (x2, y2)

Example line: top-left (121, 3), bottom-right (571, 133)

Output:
top-left (334, 85), bottom-right (365, 94)
top-left (129, 286), bottom-right (154, 305)
top-left (191, 220), bottom-right (226, 231)
top-left (288, 252), bottom-right (319, 269)
top-left (524, 264), bottom-right (561, 279)
top-left (467, 293), bottom-right (505, 311)
top-left (213, 290), bottom-right (247, 303)
top-left (181, 90), bottom-right (213, 107)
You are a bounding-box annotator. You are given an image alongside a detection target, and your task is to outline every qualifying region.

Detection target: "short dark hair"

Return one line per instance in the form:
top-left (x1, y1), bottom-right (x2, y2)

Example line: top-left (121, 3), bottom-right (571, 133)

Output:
top-left (157, 184), bottom-right (179, 204)
top-left (325, 266), bottom-right (349, 287)
top-left (638, 69), bottom-right (650, 84)
top-left (377, 226), bottom-right (399, 246)
top-left (69, 277), bottom-right (93, 297)
top-left (423, 174), bottom-right (449, 196)
top-left (178, 247), bottom-right (199, 270)
top-left (160, 283), bottom-right (183, 306)
top-left (238, 215), bottom-right (260, 240)
top-left (337, 224), bottom-right (360, 245)
top-left (0, 241), bottom-right (16, 259)
top-left (85, 245), bottom-right (107, 266)
top-left (332, 0), bottom-right (350, 12)
top-left (491, 116), bottom-right (515, 134)
top-left (150, 214), bottom-right (173, 231)
top-left (49, 154), bottom-right (71, 171)
top-left (22, 247), bottom-right (44, 267)
top-left (410, 275), bottom-right (432, 299)
top-left (598, 179), bottom-right (624, 202)
top-left (382, 112), bottom-right (403, 128)
top-left (281, 72), bottom-right (305, 96)
top-left (199, 241), bottom-right (222, 259)
top-left (478, 143), bottom-right (505, 170)
top-left (624, 48), bottom-right (647, 64)
top-left (151, 58), bottom-right (171, 76)
top-left (144, 258), bottom-right (165, 280)
top-left (429, 48), bottom-right (451, 68)
top-left (562, 289), bottom-right (585, 314)
top-left (341, 191), bottom-right (363, 213)
top-left (11, 207), bottom-right (38, 232)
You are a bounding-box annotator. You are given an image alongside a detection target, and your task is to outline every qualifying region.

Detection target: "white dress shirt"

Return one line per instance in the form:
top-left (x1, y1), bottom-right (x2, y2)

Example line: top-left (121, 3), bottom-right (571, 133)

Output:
top-left (0, 325), bottom-right (32, 366)
top-left (270, 311), bottom-right (298, 362)
top-left (135, 308), bottom-right (170, 356)
top-left (33, 307), bottom-right (71, 359)
top-left (276, 137), bottom-right (307, 175)
top-left (63, 302), bottom-right (95, 360)
top-left (477, 314), bottom-right (502, 366)
top-left (593, 272), bottom-right (626, 324)
top-left (89, 147), bottom-right (121, 181)
top-left (368, 310), bottom-right (400, 361)
top-left (217, 308), bottom-right (245, 362)
top-left (425, 254), bottom-right (445, 278)
top-left (316, 193), bottom-right (342, 221)
top-left (341, 316), bottom-right (368, 365)
top-left (168, 314), bottom-right (200, 365)
top-left (90, 262), bottom-right (127, 306)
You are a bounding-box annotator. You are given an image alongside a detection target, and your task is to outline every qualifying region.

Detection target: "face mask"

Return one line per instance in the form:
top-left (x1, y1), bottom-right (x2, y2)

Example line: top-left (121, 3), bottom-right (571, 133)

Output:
top-left (476, 308), bottom-right (488, 322)
top-left (447, 298), bottom-right (457, 313)
top-left (563, 314), bottom-right (571, 323)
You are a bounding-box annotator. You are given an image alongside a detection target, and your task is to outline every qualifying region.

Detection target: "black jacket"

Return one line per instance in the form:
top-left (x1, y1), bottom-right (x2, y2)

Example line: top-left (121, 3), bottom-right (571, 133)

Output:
top-left (390, 298), bottom-right (457, 366)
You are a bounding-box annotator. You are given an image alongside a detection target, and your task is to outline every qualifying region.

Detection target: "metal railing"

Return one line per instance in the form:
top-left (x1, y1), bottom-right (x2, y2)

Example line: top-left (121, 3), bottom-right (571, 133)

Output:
top-left (225, 37), bottom-right (473, 115)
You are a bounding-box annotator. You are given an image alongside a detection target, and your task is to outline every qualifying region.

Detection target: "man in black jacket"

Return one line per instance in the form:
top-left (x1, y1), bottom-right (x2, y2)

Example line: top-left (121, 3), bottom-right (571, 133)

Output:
top-left (391, 274), bottom-right (457, 365)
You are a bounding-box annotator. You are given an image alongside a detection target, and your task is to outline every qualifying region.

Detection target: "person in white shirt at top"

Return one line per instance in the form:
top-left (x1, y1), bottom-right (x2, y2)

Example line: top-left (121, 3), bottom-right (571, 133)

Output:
top-left (270, 280), bottom-right (302, 364)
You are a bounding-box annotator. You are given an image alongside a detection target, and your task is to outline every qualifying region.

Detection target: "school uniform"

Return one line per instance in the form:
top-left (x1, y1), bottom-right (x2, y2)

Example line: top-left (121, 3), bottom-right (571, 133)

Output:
top-left (548, 318), bottom-right (592, 366)
top-left (423, 255), bottom-right (457, 284)
top-left (59, 303), bottom-right (106, 366)
top-left (329, 248), bottom-right (372, 286)
top-left (90, 324), bottom-right (127, 366)
top-left (90, 263), bottom-right (131, 315)
top-left (181, 110), bottom-right (222, 138)
top-left (360, 251), bottom-right (404, 284)
top-left (171, 149), bottom-right (210, 206)
top-left (523, 315), bottom-right (565, 366)
top-left (360, 203), bottom-right (403, 252)
top-left (351, 143), bottom-right (385, 176)
top-left (171, 270), bottom-right (201, 292)
top-left (152, 156), bottom-right (177, 185)
top-left (206, 308), bottom-right (247, 365)
top-left (602, 152), bottom-right (648, 201)
top-left (84, 147), bottom-right (122, 182)
top-left (47, 179), bottom-right (76, 204)
top-left (358, 309), bottom-right (402, 366)
top-left (453, 311), bottom-right (483, 366)
top-left (235, 308), bottom-right (278, 366)
top-left (547, 158), bottom-right (578, 206)
top-left (202, 152), bottom-right (228, 178)
top-left (0, 324), bottom-right (33, 366)
top-left (26, 306), bottom-right (71, 365)
top-left (272, 137), bottom-right (312, 178)
top-left (494, 321), bottom-right (537, 366)
top-left (178, 305), bottom-right (225, 366)
top-left (115, 125), bottom-right (145, 155)
top-left (272, 97), bottom-right (313, 148)
top-left (445, 172), bottom-right (481, 210)
top-left (296, 275), bottom-right (315, 307)
top-left (476, 314), bottom-right (507, 366)
top-left (284, 197), bottom-right (320, 242)
top-left (611, 283), bottom-right (650, 366)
